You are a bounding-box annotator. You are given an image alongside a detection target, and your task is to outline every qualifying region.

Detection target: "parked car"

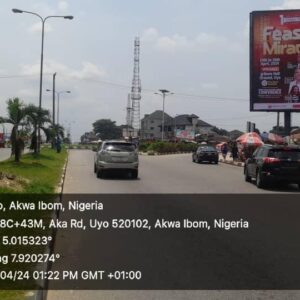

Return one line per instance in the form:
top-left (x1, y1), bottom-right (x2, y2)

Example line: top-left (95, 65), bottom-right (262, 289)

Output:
top-left (244, 144), bottom-right (300, 188)
top-left (192, 146), bottom-right (218, 164)
top-left (94, 140), bottom-right (139, 178)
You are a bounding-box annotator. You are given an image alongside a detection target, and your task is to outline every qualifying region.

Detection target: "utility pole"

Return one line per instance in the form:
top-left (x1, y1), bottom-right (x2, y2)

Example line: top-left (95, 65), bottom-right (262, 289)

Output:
top-left (155, 89), bottom-right (173, 141)
top-left (126, 93), bottom-right (133, 138)
top-left (52, 72), bottom-right (56, 125)
top-left (284, 112), bottom-right (291, 135)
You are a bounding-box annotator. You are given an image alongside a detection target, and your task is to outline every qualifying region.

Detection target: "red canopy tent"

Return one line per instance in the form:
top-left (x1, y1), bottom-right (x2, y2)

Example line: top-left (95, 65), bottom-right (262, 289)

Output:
top-left (236, 132), bottom-right (263, 147)
top-left (236, 132), bottom-right (263, 161)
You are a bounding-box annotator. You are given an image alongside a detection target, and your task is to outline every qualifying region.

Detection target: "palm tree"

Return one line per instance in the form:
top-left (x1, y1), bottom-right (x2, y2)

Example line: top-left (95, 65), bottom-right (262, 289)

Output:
top-left (40, 123), bottom-right (64, 149)
top-left (26, 105), bottom-right (51, 154)
top-left (49, 123), bottom-right (65, 140)
top-left (0, 98), bottom-right (28, 162)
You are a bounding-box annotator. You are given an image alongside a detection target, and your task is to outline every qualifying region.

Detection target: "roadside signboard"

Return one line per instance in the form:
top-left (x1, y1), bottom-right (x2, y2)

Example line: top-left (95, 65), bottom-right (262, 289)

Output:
top-left (250, 10), bottom-right (300, 111)
top-left (175, 129), bottom-right (195, 140)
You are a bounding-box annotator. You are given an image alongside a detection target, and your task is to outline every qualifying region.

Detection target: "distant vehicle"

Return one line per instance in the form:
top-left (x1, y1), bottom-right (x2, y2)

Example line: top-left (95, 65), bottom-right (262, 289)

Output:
top-left (192, 146), bottom-right (218, 164)
top-left (244, 144), bottom-right (300, 189)
top-left (94, 140), bottom-right (139, 179)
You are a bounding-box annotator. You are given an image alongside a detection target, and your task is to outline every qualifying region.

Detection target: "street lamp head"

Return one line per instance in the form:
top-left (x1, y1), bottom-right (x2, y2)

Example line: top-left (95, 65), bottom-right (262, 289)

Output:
top-left (159, 89), bottom-right (170, 94)
top-left (12, 8), bottom-right (23, 13)
top-left (46, 89), bottom-right (51, 92)
top-left (66, 91), bottom-right (71, 93)
top-left (64, 15), bottom-right (74, 20)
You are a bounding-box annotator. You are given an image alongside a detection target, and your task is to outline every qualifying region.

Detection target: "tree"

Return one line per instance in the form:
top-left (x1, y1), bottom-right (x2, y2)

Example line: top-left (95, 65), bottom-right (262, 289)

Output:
top-left (26, 105), bottom-right (51, 153)
top-left (0, 98), bottom-right (28, 162)
top-left (47, 124), bottom-right (65, 141)
top-left (92, 119), bottom-right (122, 140)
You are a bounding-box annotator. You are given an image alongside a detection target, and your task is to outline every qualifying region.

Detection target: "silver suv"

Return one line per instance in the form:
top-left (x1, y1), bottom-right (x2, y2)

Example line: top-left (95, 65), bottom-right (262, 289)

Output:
top-left (94, 140), bottom-right (139, 178)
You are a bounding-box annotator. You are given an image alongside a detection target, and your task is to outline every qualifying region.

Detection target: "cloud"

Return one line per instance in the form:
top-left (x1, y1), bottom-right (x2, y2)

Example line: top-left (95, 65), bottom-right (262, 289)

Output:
top-left (70, 62), bottom-right (107, 79)
top-left (141, 27), bottom-right (243, 54)
top-left (243, 20), bottom-right (250, 39)
top-left (141, 27), bottom-right (159, 42)
top-left (271, 0), bottom-right (300, 9)
top-left (20, 60), bottom-right (107, 80)
top-left (32, 3), bottom-right (55, 15)
top-left (200, 83), bottom-right (219, 90)
top-left (28, 22), bottom-right (53, 33)
top-left (18, 88), bottom-right (37, 98)
top-left (58, 1), bottom-right (69, 12)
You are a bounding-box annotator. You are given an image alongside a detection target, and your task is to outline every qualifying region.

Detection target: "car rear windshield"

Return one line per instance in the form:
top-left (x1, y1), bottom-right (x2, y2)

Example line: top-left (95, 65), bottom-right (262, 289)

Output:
top-left (268, 149), bottom-right (300, 160)
top-left (199, 146), bottom-right (216, 152)
top-left (103, 143), bottom-right (136, 152)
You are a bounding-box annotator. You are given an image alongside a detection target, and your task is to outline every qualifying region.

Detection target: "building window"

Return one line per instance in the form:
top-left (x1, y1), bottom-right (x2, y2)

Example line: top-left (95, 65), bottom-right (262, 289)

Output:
top-left (150, 127), bottom-right (154, 130)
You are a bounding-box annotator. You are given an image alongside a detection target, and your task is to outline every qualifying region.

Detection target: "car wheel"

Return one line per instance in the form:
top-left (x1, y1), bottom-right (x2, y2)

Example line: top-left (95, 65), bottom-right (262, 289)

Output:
top-left (94, 163), bottom-right (97, 173)
top-left (192, 155), bottom-right (195, 162)
top-left (131, 169), bottom-right (138, 179)
top-left (215, 160), bottom-right (218, 164)
top-left (97, 169), bottom-right (104, 179)
top-left (197, 158), bottom-right (201, 164)
top-left (244, 167), bottom-right (251, 182)
top-left (256, 170), bottom-right (266, 188)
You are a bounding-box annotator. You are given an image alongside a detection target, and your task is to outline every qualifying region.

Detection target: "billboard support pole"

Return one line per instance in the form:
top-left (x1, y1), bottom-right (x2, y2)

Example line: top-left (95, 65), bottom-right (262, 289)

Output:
top-left (277, 112), bottom-right (280, 130)
top-left (284, 111), bottom-right (291, 136)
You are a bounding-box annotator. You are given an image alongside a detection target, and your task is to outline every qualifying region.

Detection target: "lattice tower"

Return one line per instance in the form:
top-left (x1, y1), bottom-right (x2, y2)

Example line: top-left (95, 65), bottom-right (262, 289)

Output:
top-left (130, 37), bottom-right (141, 136)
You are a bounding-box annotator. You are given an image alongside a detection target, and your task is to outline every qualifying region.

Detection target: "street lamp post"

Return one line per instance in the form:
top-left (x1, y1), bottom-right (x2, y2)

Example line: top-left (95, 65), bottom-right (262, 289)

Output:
top-left (46, 90), bottom-right (71, 125)
top-left (12, 8), bottom-right (73, 152)
top-left (174, 114), bottom-right (179, 140)
top-left (154, 89), bottom-right (174, 141)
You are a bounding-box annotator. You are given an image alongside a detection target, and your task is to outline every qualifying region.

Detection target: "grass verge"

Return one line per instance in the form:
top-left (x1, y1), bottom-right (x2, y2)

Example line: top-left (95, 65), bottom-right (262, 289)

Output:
top-left (0, 147), bottom-right (68, 299)
top-left (0, 147), bottom-right (67, 193)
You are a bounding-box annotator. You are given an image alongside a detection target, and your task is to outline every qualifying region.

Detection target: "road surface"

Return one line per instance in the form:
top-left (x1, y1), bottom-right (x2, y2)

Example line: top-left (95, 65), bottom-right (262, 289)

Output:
top-left (47, 150), bottom-right (300, 300)
top-left (61, 150), bottom-right (299, 193)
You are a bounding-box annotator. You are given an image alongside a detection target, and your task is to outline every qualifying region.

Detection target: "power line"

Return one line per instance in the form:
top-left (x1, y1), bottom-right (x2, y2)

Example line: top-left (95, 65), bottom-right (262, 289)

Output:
top-left (59, 74), bottom-right (249, 102)
top-left (0, 73), bottom-right (52, 79)
top-left (0, 72), bottom-right (262, 103)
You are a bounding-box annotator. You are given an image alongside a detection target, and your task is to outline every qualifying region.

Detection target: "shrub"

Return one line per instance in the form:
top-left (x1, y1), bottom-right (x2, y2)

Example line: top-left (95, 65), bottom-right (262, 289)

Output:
top-left (145, 141), bottom-right (195, 153)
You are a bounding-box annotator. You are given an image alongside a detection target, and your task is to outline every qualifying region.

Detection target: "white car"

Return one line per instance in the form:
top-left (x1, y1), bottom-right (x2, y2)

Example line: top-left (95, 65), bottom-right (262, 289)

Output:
top-left (94, 140), bottom-right (139, 178)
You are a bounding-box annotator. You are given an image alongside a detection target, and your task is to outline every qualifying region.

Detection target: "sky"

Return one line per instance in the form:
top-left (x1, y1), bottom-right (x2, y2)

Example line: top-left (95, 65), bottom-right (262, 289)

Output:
top-left (1, 0), bottom-right (300, 141)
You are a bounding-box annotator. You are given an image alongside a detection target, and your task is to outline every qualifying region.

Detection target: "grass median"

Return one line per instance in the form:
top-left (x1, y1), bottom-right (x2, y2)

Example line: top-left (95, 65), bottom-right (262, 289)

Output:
top-left (0, 147), bottom-right (68, 299)
top-left (0, 147), bottom-right (68, 193)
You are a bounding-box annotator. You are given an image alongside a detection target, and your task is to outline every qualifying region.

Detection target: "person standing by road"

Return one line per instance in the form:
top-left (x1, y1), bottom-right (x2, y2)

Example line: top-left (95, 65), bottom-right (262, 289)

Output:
top-left (231, 142), bottom-right (238, 161)
top-left (221, 143), bottom-right (228, 160)
top-left (55, 136), bottom-right (62, 153)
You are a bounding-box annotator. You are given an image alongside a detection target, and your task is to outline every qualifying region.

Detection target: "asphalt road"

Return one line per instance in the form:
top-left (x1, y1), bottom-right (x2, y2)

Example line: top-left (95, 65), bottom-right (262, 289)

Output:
top-left (46, 150), bottom-right (300, 300)
top-left (62, 150), bottom-right (299, 193)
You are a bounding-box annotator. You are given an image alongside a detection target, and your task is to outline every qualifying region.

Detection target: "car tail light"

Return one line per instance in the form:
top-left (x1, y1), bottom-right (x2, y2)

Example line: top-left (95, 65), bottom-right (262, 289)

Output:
top-left (263, 157), bottom-right (280, 164)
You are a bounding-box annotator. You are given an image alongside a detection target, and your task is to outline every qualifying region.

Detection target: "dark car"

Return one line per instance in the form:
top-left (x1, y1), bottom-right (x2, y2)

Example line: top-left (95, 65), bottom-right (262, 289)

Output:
top-left (244, 144), bottom-right (300, 188)
top-left (192, 146), bottom-right (218, 164)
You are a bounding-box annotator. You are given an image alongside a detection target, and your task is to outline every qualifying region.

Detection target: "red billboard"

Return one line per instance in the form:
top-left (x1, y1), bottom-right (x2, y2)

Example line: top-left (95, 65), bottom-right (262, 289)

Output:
top-left (250, 10), bottom-right (300, 111)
